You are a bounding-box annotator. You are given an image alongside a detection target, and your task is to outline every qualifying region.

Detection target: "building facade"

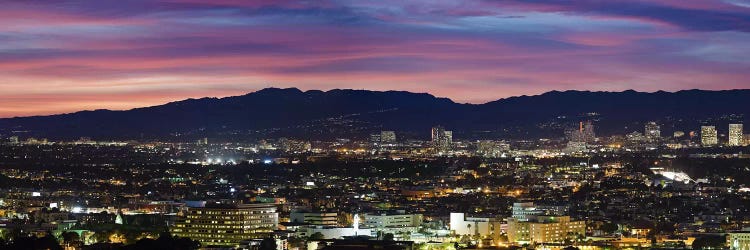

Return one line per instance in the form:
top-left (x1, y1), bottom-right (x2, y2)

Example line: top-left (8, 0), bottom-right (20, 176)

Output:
top-left (731, 228), bottom-right (750, 250)
top-left (364, 210), bottom-right (422, 230)
top-left (507, 216), bottom-right (585, 244)
top-left (729, 124), bottom-right (744, 146)
top-left (701, 126), bottom-right (718, 146)
top-left (431, 126), bottom-right (453, 151)
top-left (507, 203), bottom-right (584, 244)
top-left (290, 211), bottom-right (338, 226)
top-left (171, 203), bottom-right (279, 247)
top-left (449, 213), bottom-right (503, 238)
top-left (645, 122), bottom-right (661, 142)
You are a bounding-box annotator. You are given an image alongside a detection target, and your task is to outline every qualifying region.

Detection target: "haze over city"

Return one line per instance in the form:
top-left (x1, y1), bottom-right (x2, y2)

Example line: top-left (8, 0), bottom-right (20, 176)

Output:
top-left (2, 0), bottom-right (750, 117)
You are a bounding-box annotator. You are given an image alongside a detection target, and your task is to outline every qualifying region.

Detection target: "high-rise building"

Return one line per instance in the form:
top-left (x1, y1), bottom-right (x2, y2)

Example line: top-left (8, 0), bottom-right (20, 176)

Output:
top-left (582, 121), bottom-right (595, 143)
top-left (431, 126), bottom-right (445, 143)
top-left (380, 131), bottom-right (396, 144)
top-left (476, 140), bottom-right (510, 157)
top-left (729, 124), bottom-right (744, 146)
top-left (644, 122), bottom-right (661, 142)
top-left (566, 121), bottom-right (595, 143)
top-left (171, 203), bottom-right (279, 247)
top-left (370, 133), bottom-right (381, 145)
top-left (431, 126), bottom-right (452, 151)
top-left (701, 126), bottom-right (718, 146)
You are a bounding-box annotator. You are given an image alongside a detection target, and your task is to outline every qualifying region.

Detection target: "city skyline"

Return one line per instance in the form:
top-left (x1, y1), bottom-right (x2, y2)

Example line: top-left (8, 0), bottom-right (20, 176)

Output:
top-left (2, 0), bottom-right (750, 117)
top-left (3, 2), bottom-right (750, 248)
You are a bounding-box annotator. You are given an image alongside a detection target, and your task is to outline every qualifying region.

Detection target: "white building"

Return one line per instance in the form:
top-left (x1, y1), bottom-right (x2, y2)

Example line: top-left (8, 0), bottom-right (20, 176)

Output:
top-left (297, 214), bottom-right (371, 239)
top-left (449, 213), bottom-right (503, 237)
top-left (365, 210), bottom-right (421, 228)
top-left (731, 228), bottom-right (750, 250)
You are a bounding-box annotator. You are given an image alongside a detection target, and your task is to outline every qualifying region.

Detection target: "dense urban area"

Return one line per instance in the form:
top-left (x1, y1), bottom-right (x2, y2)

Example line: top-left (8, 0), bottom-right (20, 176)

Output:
top-left (1, 121), bottom-right (750, 250)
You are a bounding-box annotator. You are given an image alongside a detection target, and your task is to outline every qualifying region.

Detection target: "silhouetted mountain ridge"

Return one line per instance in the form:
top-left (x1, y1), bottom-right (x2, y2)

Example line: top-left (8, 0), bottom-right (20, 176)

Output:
top-left (1, 88), bottom-right (749, 140)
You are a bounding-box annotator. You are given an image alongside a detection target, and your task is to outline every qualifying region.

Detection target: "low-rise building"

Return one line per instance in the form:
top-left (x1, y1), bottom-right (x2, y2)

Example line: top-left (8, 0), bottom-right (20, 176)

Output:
top-left (507, 216), bottom-right (585, 244)
top-left (170, 203), bottom-right (279, 247)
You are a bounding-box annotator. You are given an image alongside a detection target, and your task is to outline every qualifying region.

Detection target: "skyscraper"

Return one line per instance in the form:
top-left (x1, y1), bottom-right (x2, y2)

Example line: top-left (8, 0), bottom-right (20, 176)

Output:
top-left (380, 131), bottom-right (397, 144)
top-left (644, 122), bottom-right (661, 142)
top-left (729, 124), bottom-right (744, 146)
top-left (701, 126), bottom-right (718, 146)
top-left (431, 126), bottom-right (445, 143)
top-left (567, 121), bottom-right (596, 143)
top-left (431, 126), bottom-right (452, 151)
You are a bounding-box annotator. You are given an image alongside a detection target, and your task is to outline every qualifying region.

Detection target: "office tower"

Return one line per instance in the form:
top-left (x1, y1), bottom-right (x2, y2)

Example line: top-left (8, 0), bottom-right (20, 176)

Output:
top-left (582, 121), bottom-right (595, 143)
top-left (729, 124), bottom-right (744, 146)
top-left (476, 140), bottom-right (510, 157)
top-left (567, 121), bottom-right (596, 143)
top-left (369, 133), bottom-right (381, 145)
top-left (380, 131), bottom-right (396, 144)
top-left (644, 122), bottom-right (661, 142)
top-left (701, 126), bottom-right (718, 146)
top-left (431, 126), bottom-right (445, 143)
top-left (431, 126), bottom-right (452, 150)
top-left (171, 203), bottom-right (279, 247)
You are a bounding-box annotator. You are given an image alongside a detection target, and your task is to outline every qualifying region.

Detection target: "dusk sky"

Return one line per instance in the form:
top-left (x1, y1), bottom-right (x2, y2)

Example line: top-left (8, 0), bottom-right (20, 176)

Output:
top-left (2, 0), bottom-right (750, 117)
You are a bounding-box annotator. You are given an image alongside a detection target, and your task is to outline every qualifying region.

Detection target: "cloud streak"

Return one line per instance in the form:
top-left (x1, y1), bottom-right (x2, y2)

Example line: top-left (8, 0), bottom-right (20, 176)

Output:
top-left (0, 0), bottom-right (749, 117)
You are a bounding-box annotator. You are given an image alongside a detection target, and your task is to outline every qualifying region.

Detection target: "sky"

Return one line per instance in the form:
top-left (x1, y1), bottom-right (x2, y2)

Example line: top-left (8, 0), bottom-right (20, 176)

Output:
top-left (1, 0), bottom-right (750, 117)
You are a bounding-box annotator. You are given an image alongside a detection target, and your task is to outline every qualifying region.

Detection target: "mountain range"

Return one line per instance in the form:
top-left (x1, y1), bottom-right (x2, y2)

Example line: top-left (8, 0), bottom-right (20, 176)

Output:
top-left (1, 88), bottom-right (749, 141)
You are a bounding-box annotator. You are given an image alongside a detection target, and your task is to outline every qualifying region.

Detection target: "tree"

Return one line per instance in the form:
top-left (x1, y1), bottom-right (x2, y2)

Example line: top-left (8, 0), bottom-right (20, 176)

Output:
top-left (309, 232), bottom-right (325, 240)
top-left (93, 230), bottom-right (111, 243)
top-left (382, 233), bottom-right (395, 241)
top-left (692, 235), bottom-right (727, 249)
top-left (120, 232), bottom-right (200, 250)
top-left (288, 236), bottom-right (306, 250)
top-left (399, 231), bottom-right (411, 241)
top-left (600, 223), bottom-right (618, 235)
top-left (3, 235), bottom-right (63, 250)
top-left (260, 237), bottom-right (277, 250)
top-left (61, 231), bottom-right (80, 244)
top-left (39, 233), bottom-right (63, 250)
